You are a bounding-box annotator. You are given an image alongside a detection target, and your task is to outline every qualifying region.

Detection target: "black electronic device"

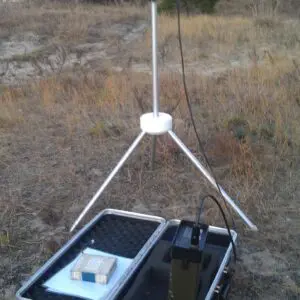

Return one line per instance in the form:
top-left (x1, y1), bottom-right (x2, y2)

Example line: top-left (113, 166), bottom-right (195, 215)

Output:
top-left (170, 220), bottom-right (211, 300)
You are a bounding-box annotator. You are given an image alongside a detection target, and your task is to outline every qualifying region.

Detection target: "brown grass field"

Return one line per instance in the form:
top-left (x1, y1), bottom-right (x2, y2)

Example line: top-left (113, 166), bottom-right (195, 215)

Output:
top-left (0, 0), bottom-right (300, 299)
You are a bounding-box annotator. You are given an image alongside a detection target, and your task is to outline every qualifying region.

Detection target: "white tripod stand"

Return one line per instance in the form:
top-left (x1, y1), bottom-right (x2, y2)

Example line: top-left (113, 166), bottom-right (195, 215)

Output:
top-left (70, 1), bottom-right (257, 233)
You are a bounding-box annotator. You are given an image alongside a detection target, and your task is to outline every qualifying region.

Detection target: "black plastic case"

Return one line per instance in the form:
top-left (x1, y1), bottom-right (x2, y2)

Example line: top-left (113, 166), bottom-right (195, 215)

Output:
top-left (16, 210), bottom-right (237, 300)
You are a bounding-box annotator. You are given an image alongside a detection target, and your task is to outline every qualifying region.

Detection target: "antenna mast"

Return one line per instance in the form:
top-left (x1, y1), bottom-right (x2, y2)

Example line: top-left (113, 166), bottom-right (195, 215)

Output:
top-left (70, 1), bottom-right (257, 233)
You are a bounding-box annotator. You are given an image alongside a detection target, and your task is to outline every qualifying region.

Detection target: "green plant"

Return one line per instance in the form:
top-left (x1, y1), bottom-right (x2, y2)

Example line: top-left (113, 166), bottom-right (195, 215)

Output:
top-left (226, 117), bottom-right (250, 141)
top-left (0, 230), bottom-right (10, 247)
top-left (89, 121), bottom-right (107, 137)
top-left (158, 0), bottom-right (220, 15)
top-left (259, 122), bottom-right (275, 140)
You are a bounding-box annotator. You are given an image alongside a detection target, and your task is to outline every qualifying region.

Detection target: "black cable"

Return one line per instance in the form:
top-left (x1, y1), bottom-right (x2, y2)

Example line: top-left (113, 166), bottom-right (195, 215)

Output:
top-left (175, 0), bottom-right (236, 229)
top-left (198, 194), bottom-right (237, 262)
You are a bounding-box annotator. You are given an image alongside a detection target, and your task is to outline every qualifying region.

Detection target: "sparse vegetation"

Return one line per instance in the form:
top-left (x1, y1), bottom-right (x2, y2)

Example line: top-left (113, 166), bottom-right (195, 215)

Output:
top-left (158, 0), bottom-right (220, 14)
top-left (1, 0), bottom-right (300, 299)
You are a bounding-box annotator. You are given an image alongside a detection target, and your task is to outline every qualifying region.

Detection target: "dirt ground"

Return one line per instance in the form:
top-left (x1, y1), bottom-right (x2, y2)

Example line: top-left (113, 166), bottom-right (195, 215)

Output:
top-left (0, 1), bottom-right (300, 299)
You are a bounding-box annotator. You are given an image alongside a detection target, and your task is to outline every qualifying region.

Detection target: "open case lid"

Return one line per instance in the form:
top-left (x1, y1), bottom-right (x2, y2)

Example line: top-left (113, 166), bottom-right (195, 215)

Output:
top-left (16, 209), bottom-right (166, 300)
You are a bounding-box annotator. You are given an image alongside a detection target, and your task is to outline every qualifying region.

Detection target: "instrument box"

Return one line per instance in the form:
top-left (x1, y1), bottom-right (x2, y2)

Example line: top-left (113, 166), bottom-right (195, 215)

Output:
top-left (16, 209), bottom-right (237, 300)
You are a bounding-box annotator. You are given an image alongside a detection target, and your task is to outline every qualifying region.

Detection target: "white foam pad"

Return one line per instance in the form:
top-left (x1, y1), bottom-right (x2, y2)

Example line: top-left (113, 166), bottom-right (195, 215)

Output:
top-left (140, 112), bottom-right (172, 135)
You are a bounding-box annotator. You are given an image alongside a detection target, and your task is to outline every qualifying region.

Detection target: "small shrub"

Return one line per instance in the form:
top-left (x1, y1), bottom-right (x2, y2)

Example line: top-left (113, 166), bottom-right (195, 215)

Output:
top-left (259, 122), bottom-right (275, 140)
top-left (89, 121), bottom-right (122, 138)
top-left (89, 121), bottom-right (108, 138)
top-left (0, 230), bottom-right (10, 248)
top-left (227, 117), bottom-right (250, 141)
top-left (158, 0), bottom-right (220, 15)
top-left (206, 132), bottom-right (256, 180)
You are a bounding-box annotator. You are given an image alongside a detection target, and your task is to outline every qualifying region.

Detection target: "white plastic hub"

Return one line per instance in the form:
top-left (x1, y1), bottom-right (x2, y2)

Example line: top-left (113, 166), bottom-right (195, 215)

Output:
top-left (140, 112), bottom-right (172, 135)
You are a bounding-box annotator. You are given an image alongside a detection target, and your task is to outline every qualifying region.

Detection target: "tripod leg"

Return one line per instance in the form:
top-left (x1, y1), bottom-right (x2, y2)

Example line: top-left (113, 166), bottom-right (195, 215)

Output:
top-left (168, 130), bottom-right (258, 231)
top-left (70, 131), bottom-right (146, 232)
top-left (151, 136), bottom-right (157, 170)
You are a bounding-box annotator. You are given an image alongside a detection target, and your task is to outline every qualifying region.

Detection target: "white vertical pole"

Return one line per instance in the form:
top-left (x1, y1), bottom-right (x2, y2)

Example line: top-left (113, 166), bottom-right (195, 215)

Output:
top-left (151, 1), bottom-right (159, 168)
top-left (151, 1), bottom-right (159, 117)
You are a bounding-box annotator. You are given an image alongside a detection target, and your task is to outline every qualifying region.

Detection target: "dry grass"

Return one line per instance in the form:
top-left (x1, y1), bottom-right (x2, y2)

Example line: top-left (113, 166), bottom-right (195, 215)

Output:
top-left (141, 13), bottom-right (300, 65)
top-left (159, 15), bottom-right (252, 41)
top-left (1, 1), bottom-right (300, 299)
top-left (1, 57), bottom-right (299, 197)
top-left (0, 1), bottom-right (147, 42)
top-left (217, 0), bottom-right (300, 18)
